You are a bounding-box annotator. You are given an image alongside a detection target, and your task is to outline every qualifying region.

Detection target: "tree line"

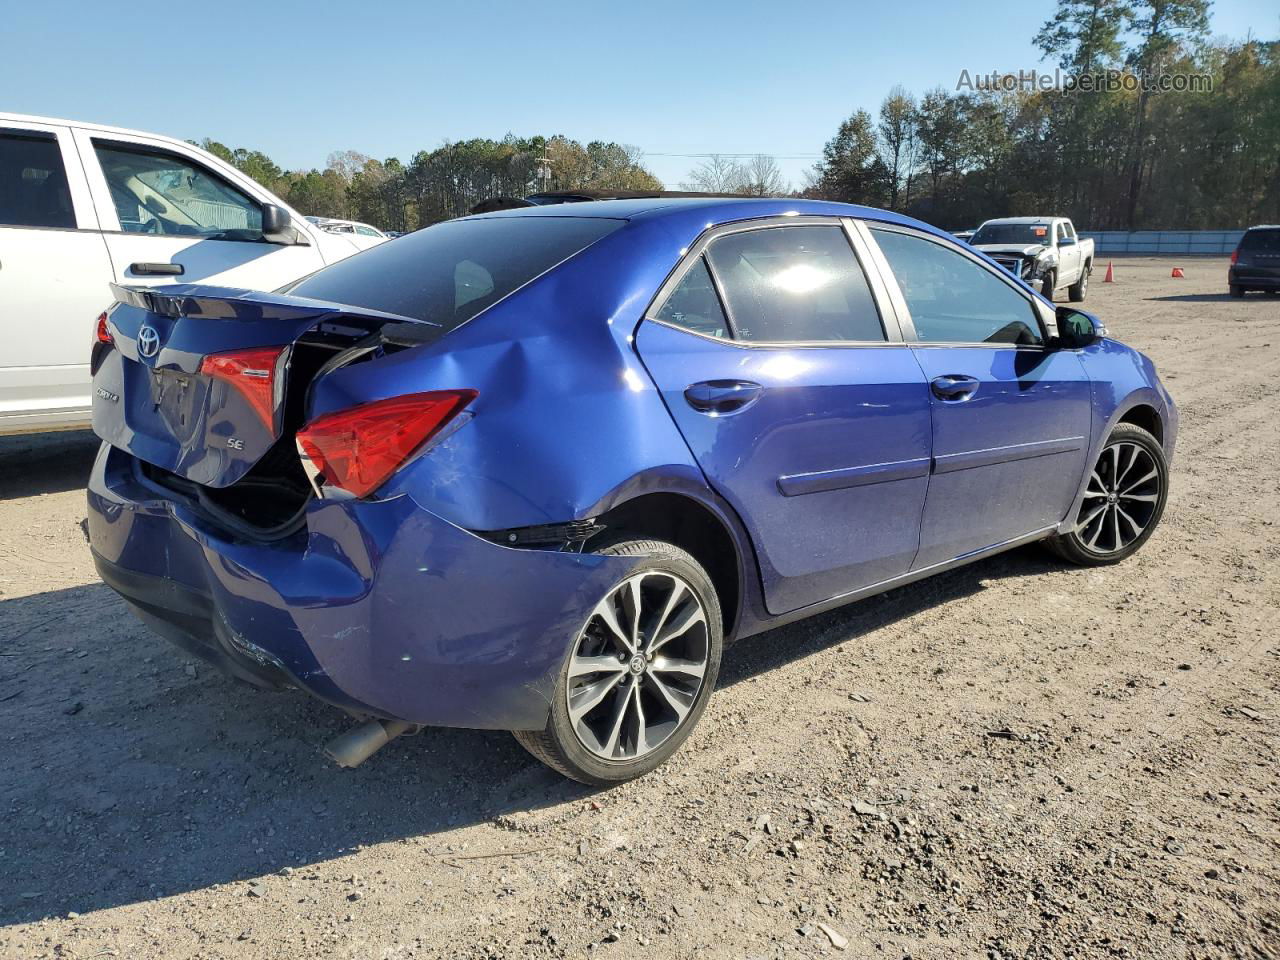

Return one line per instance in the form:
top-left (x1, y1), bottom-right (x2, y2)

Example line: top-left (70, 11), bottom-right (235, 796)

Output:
top-left (201, 0), bottom-right (1277, 232)
top-left (195, 135), bottom-right (661, 233)
top-left (806, 0), bottom-right (1279, 230)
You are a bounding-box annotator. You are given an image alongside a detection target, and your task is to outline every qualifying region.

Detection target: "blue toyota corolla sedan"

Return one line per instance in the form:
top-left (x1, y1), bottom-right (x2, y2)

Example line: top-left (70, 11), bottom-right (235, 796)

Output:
top-left (87, 198), bottom-right (1177, 784)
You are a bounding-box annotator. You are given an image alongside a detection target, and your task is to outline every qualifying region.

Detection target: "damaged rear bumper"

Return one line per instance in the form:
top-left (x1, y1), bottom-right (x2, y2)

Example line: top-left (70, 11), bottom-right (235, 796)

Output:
top-left (86, 443), bottom-right (638, 730)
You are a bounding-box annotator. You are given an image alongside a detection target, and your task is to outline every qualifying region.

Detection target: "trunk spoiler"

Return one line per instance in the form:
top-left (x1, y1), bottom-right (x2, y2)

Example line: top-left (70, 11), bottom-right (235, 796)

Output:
top-left (109, 283), bottom-right (442, 344)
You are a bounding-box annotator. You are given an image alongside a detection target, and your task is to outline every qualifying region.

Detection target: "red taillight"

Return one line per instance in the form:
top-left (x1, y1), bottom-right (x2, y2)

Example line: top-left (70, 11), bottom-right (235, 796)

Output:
top-left (1230, 249), bottom-right (1239, 265)
top-left (296, 390), bottom-right (477, 499)
top-left (95, 312), bottom-right (113, 345)
top-left (199, 345), bottom-right (287, 432)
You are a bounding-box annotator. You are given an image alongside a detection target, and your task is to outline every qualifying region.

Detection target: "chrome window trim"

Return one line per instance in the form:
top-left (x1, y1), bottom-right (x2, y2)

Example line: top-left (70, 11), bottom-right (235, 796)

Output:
top-left (863, 221), bottom-right (1058, 346)
top-left (642, 215), bottom-right (904, 347)
top-left (645, 316), bottom-right (922, 350)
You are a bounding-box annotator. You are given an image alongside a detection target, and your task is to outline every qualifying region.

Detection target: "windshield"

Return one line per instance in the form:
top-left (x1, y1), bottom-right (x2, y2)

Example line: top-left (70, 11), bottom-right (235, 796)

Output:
top-left (285, 215), bottom-right (623, 329)
top-left (1240, 229), bottom-right (1280, 253)
top-left (971, 223), bottom-right (1052, 246)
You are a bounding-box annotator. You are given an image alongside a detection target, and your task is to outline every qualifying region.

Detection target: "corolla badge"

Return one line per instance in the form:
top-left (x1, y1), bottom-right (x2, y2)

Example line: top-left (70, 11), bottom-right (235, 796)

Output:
top-left (137, 325), bottom-right (161, 359)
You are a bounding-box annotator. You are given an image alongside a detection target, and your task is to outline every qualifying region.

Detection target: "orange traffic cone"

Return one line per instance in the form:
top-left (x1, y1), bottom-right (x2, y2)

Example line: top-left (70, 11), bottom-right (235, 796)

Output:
top-left (1171, 267), bottom-right (1185, 278)
top-left (1103, 261), bottom-right (1115, 283)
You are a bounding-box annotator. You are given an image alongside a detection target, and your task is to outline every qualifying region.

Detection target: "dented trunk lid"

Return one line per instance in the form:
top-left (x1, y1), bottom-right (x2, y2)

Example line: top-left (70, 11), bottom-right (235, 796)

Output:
top-left (92, 284), bottom-right (438, 490)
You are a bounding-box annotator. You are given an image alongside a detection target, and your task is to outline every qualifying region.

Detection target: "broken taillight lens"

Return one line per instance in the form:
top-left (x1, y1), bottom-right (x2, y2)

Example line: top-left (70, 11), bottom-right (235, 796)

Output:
top-left (95, 312), bottom-right (113, 345)
top-left (295, 390), bottom-right (477, 499)
top-left (199, 345), bottom-right (288, 432)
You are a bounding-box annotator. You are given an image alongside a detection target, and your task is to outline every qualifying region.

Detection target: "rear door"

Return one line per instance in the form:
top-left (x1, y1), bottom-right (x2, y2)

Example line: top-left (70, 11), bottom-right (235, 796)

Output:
top-left (635, 218), bottom-right (933, 615)
top-left (0, 119), bottom-right (113, 432)
top-left (73, 129), bottom-right (325, 290)
top-left (865, 224), bottom-right (1092, 569)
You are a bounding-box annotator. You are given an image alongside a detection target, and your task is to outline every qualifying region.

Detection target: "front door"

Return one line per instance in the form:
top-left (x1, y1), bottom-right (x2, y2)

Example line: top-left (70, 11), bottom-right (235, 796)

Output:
top-left (74, 131), bottom-right (324, 291)
top-left (866, 225), bottom-right (1093, 569)
top-left (635, 220), bottom-right (933, 615)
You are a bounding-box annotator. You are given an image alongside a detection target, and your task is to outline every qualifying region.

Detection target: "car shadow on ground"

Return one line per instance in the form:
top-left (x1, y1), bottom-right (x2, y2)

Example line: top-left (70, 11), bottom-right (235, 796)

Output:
top-left (0, 430), bottom-right (98, 501)
top-left (1145, 293), bottom-right (1248, 303)
top-left (0, 540), bottom-right (1050, 925)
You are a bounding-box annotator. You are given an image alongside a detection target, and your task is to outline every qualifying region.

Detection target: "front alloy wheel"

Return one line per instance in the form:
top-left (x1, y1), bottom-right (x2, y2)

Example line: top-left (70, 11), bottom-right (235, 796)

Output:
top-left (1046, 422), bottom-right (1168, 565)
top-left (512, 539), bottom-right (722, 785)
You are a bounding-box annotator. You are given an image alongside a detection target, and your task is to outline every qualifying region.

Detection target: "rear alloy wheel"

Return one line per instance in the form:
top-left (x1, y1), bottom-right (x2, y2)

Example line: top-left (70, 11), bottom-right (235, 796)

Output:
top-left (512, 539), bottom-right (722, 785)
top-left (1045, 422), bottom-right (1168, 565)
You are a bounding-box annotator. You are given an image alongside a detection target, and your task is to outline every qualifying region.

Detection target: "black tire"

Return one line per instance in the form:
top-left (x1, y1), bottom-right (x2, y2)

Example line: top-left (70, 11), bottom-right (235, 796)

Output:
top-left (1265, 290), bottom-right (1278, 296)
top-left (1068, 264), bottom-right (1089, 302)
top-left (512, 539), bottom-right (723, 786)
top-left (1041, 269), bottom-right (1057, 301)
top-left (1044, 422), bottom-right (1168, 566)
top-left (1229, 285), bottom-right (1244, 298)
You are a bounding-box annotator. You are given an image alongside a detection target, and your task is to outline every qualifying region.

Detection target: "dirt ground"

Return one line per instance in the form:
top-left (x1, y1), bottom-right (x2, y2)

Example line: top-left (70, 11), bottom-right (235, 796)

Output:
top-left (1, 256), bottom-right (1277, 960)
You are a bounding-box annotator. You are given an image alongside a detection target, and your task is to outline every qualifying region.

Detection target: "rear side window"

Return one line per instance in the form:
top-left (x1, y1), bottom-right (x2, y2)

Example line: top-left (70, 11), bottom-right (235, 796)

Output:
top-left (871, 227), bottom-right (1042, 346)
top-left (288, 216), bottom-right (623, 328)
top-left (0, 131), bottom-right (75, 229)
top-left (654, 258), bottom-right (729, 338)
top-left (94, 141), bottom-right (263, 240)
top-left (1240, 229), bottom-right (1280, 253)
top-left (704, 225), bottom-right (884, 342)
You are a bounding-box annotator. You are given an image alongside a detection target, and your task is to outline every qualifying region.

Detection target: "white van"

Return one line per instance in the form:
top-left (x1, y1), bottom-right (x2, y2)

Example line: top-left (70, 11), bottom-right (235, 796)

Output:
top-left (0, 113), bottom-right (371, 436)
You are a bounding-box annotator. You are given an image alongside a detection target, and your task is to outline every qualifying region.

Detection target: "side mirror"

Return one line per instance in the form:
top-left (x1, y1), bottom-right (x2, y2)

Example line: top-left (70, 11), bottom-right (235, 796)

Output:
top-left (1059, 235), bottom-right (1076, 246)
top-left (261, 204), bottom-right (293, 243)
top-left (1056, 306), bottom-right (1105, 348)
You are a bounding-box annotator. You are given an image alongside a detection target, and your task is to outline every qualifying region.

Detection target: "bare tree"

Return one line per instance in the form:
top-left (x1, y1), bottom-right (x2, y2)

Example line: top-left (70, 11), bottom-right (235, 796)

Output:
top-left (326, 150), bottom-right (373, 183)
top-left (680, 155), bottom-right (748, 193)
top-left (877, 87), bottom-right (919, 210)
top-left (740, 155), bottom-right (789, 196)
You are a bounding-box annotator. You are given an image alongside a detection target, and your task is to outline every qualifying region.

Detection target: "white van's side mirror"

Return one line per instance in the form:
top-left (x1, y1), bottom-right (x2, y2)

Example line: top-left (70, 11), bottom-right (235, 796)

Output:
top-left (262, 204), bottom-right (294, 244)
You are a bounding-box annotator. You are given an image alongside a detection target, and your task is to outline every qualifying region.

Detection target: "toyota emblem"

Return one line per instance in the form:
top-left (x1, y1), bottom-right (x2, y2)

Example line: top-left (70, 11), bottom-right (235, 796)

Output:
top-left (137, 325), bottom-right (161, 359)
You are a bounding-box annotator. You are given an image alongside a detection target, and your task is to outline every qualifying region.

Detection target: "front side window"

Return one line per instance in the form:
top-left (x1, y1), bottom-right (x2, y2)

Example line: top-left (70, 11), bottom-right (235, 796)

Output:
top-left (871, 228), bottom-right (1042, 346)
top-left (355, 225), bottom-right (381, 237)
top-left (0, 131), bottom-right (75, 229)
top-left (94, 141), bottom-right (263, 240)
top-left (654, 258), bottom-right (729, 338)
top-left (704, 225), bottom-right (884, 342)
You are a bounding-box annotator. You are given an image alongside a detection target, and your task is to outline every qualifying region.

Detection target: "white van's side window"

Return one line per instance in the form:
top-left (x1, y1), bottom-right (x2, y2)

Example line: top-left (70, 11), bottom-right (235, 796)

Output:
top-left (0, 131), bottom-right (76, 229)
top-left (92, 141), bottom-right (264, 241)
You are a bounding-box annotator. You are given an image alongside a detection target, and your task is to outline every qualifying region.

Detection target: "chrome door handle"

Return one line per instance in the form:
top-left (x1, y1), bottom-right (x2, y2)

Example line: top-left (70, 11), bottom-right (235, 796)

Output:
top-left (930, 375), bottom-right (979, 400)
top-left (684, 380), bottom-right (763, 414)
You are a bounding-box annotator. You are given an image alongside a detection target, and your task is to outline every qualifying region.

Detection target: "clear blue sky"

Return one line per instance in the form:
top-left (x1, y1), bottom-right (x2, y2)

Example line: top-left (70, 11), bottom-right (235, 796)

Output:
top-left (3, 0), bottom-right (1275, 189)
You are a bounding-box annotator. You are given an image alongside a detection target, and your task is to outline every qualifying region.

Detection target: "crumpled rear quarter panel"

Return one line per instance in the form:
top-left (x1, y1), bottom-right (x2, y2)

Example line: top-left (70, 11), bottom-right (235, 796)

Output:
top-left (87, 444), bottom-right (639, 729)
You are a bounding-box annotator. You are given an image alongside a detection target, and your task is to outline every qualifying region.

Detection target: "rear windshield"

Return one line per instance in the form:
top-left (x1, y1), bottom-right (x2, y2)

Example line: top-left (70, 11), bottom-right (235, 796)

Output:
top-left (286, 215), bottom-right (623, 327)
top-left (1240, 229), bottom-right (1280, 253)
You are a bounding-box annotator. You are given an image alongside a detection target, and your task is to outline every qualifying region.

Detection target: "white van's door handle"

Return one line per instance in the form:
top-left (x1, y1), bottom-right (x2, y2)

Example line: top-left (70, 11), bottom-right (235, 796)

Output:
top-left (130, 262), bottom-right (184, 276)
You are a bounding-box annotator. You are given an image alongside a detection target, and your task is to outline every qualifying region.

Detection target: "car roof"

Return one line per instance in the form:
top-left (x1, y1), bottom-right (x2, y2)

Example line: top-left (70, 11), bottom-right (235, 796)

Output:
top-left (1244, 224), bottom-right (1280, 231)
top-left (465, 196), bottom-right (945, 238)
top-left (0, 111), bottom-right (194, 148)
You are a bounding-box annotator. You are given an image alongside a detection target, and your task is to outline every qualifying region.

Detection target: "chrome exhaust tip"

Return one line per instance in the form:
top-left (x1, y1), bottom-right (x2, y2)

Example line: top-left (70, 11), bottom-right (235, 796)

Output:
top-left (324, 718), bottom-right (415, 768)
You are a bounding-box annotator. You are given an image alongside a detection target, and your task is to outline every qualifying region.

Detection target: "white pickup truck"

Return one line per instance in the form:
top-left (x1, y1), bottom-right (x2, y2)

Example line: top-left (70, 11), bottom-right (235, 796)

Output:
top-left (0, 113), bottom-right (378, 436)
top-left (968, 216), bottom-right (1094, 303)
